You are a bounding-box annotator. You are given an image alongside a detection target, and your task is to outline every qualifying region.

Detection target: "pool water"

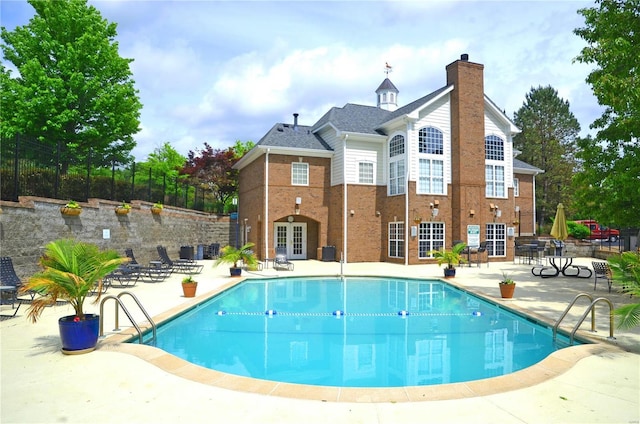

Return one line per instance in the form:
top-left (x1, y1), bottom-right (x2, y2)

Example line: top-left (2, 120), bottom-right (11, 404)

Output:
top-left (144, 277), bottom-right (574, 388)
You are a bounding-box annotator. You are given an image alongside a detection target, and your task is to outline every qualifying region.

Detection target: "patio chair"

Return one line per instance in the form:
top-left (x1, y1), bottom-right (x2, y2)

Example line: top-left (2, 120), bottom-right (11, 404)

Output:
top-left (105, 264), bottom-right (140, 288)
top-left (0, 256), bottom-right (25, 318)
top-left (157, 246), bottom-right (203, 274)
top-left (470, 241), bottom-right (489, 267)
top-left (273, 247), bottom-right (294, 271)
top-left (124, 248), bottom-right (171, 282)
top-left (592, 261), bottom-right (613, 293)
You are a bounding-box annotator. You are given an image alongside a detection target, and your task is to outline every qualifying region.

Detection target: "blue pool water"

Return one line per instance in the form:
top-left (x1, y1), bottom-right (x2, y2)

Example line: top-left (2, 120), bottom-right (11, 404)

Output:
top-left (142, 277), bottom-right (574, 388)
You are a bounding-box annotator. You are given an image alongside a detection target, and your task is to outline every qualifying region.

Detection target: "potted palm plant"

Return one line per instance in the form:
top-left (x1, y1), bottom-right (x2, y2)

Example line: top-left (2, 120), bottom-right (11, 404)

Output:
top-left (214, 242), bottom-right (258, 276)
top-left (499, 271), bottom-right (516, 298)
top-left (431, 242), bottom-right (466, 278)
top-left (60, 200), bottom-right (82, 216)
top-left (181, 275), bottom-right (198, 298)
top-left (19, 238), bottom-right (127, 354)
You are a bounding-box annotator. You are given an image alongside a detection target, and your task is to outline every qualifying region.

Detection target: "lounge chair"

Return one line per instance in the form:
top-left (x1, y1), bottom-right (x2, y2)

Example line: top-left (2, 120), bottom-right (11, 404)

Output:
top-left (157, 246), bottom-right (203, 274)
top-left (0, 257), bottom-right (25, 318)
top-left (105, 264), bottom-right (140, 288)
top-left (592, 261), bottom-right (613, 293)
top-left (124, 248), bottom-right (171, 282)
top-left (273, 247), bottom-right (294, 271)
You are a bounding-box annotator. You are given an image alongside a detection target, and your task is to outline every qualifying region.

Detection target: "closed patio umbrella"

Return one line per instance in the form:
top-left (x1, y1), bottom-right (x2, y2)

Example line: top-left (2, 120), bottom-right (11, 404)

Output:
top-left (550, 203), bottom-right (569, 241)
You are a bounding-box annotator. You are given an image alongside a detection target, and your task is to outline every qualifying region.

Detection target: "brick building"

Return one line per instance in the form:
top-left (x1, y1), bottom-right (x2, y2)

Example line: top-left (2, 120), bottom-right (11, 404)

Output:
top-left (234, 55), bottom-right (542, 264)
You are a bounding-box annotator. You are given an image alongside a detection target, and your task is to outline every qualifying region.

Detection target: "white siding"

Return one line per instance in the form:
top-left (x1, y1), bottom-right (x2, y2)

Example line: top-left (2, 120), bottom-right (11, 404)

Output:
top-left (316, 127), bottom-right (344, 186)
top-left (484, 109), bottom-right (513, 188)
top-left (345, 141), bottom-right (384, 185)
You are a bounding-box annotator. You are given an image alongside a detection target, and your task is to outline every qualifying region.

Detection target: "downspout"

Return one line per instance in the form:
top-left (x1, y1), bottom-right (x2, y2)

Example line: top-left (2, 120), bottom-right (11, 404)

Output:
top-left (404, 121), bottom-right (412, 266)
top-left (532, 175), bottom-right (537, 236)
top-left (343, 134), bottom-right (348, 264)
top-left (265, 149), bottom-right (270, 259)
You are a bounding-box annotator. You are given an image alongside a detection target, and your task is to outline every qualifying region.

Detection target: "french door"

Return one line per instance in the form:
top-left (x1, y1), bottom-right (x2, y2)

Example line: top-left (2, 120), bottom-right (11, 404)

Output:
top-left (274, 223), bottom-right (307, 260)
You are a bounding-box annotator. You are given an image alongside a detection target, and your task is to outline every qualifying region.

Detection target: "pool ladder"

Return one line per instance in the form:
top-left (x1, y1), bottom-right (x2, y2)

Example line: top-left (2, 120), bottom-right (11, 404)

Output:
top-left (553, 293), bottom-right (615, 345)
top-left (99, 291), bottom-right (156, 344)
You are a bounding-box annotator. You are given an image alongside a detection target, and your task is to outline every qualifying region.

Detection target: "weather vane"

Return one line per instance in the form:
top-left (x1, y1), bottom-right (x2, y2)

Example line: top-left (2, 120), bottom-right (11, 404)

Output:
top-left (384, 62), bottom-right (393, 76)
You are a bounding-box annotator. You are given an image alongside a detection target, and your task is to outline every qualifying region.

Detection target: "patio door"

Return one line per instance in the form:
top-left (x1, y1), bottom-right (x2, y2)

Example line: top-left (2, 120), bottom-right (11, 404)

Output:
top-left (274, 222), bottom-right (307, 260)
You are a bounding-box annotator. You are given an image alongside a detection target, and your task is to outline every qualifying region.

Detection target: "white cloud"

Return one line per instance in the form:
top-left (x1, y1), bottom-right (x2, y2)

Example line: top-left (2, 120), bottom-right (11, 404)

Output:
top-left (2, 0), bottom-right (601, 158)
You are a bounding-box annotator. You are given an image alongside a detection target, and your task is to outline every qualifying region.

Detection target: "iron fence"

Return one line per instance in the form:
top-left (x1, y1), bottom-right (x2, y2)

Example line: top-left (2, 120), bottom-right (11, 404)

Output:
top-left (0, 135), bottom-right (216, 212)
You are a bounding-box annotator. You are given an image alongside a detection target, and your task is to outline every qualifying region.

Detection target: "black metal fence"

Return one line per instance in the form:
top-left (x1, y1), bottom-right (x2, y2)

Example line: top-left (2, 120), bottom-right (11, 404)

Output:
top-left (0, 135), bottom-right (217, 212)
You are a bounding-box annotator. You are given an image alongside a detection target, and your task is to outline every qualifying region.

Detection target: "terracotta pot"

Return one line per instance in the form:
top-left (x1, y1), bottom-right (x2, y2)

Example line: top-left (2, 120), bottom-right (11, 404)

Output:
top-left (60, 207), bottom-right (82, 216)
top-left (499, 283), bottom-right (516, 299)
top-left (115, 207), bottom-right (130, 215)
top-left (151, 207), bottom-right (162, 215)
top-left (182, 282), bottom-right (197, 298)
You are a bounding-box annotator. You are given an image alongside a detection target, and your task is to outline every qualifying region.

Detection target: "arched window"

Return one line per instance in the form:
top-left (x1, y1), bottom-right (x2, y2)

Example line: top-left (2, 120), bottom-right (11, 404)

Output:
top-left (389, 135), bottom-right (405, 195)
top-left (419, 127), bottom-right (443, 155)
top-left (418, 127), bottom-right (444, 194)
top-left (485, 135), bottom-right (505, 197)
top-left (485, 135), bottom-right (504, 161)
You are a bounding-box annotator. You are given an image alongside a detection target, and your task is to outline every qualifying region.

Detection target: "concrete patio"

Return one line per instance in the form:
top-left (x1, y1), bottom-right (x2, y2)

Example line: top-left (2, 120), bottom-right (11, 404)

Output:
top-left (1, 257), bottom-right (638, 423)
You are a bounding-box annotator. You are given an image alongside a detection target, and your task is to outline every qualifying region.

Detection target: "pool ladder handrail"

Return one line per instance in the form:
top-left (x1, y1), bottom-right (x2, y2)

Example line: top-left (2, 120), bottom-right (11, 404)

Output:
top-left (553, 293), bottom-right (615, 345)
top-left (99, 291), bottom-right (156, 344)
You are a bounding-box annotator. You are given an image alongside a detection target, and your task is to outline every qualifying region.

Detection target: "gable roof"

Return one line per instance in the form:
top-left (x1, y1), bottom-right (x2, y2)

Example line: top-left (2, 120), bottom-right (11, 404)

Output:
top-left (256, 123), bottom-right (332, 151)
top-left (312, 103), bottom-right (391, 136)
top-left (513, 158), bottom-right (543, 175)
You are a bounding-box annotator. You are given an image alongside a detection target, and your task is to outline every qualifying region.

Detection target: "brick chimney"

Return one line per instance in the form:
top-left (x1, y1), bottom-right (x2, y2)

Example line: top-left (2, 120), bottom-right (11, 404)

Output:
top-left (446, 54), bottom-right (486, 241)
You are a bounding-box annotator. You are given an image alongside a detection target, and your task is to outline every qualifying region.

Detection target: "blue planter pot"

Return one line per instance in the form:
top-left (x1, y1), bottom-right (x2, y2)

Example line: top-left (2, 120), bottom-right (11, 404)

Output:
top-left (444, 268), bottom-right (456, 278)
top-left (58, 314), bottom-right (100, 354)
top-left (229, 267), bottom-right (242, 277)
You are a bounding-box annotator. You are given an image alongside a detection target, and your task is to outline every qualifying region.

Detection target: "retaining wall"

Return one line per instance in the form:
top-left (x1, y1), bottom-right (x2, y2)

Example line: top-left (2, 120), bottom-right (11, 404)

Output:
top-left (0, 196), bottom-right (236, 279)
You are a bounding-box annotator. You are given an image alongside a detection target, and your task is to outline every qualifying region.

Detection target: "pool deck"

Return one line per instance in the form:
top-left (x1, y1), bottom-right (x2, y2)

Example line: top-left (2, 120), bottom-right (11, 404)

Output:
top-left (2, 257), bottom-right (639, 423)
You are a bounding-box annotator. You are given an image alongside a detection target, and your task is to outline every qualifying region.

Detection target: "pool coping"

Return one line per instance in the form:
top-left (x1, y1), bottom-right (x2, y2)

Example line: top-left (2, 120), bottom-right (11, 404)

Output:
top-left (98, 276), bottom-right (626, 403)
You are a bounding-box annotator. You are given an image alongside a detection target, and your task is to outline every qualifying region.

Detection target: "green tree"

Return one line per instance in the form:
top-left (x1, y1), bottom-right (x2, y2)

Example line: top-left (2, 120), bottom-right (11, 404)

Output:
top-left (572, 0), bottom-right (640, 226)
top-left (1, 0), bottom-right (142, 172)
top-left (513, 86), bottom-right (580, 227)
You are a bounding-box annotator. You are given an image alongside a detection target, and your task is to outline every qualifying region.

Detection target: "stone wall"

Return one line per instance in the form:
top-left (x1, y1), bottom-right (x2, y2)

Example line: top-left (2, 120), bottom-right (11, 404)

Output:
top-left (0, 196), bottom-right (235, 279)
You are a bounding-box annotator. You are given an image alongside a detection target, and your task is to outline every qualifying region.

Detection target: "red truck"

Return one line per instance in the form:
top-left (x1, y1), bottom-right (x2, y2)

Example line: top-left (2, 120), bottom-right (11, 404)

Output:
top-left (574, 220), bottom-right (620, 242)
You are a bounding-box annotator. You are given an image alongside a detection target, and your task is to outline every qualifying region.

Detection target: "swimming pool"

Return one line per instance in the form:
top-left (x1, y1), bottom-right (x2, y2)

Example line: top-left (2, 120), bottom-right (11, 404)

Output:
top-left (142, 277), bottom-right (575, 388)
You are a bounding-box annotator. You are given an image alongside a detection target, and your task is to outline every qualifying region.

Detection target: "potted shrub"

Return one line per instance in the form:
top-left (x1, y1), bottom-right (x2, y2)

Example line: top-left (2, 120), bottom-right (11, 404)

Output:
top-left (151, 202), bottom-right (163, 215)
top-left (19, 238), bottom-right (127, 354)
top-left (60, 200), bottom-right (82, 216)
top-left (214, 242), bottom-right (258, 277)
top-left (431, 242), bottom-right (466, 278)
top-left (115, 201), bottom-right (131, 215)
top-left (181, 275), bottom-right (198, 298)
top-left (499, 271), bottom-right (516, 298)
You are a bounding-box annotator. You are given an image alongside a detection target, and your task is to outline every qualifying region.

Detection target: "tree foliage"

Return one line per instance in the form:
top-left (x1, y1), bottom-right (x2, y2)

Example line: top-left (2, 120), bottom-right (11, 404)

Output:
top-left (182, 141), bottom-right (254, 213)
top-left (572, 0), bottom-right (640, 227)
top-left (0, 0), bottom-right (142, 171)
top-left (513, 86), bottom-right (580, 226)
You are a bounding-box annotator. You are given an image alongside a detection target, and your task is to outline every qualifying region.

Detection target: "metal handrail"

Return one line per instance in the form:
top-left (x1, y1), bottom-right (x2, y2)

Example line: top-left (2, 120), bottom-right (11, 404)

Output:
top-left (553, 293), bottom-right (595, 340)
top-left (570, 297), bottom-right (615, 344)
top-left (99, 291), bottom-right (156, 344)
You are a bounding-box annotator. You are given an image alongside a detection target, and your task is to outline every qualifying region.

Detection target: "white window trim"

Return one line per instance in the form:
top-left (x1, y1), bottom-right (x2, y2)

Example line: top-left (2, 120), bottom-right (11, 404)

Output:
top-left (485, 163), bottom-right (506, 198)
top-left (513, 178), bottom-right (520, 197)
top-left (291, 162), bottom-right (309, 186)
top-left (358, 161), bottom-right (375, 185)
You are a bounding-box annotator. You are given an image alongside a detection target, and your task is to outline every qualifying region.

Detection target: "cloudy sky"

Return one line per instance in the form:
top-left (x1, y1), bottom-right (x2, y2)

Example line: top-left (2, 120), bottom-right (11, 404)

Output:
top-left (2, 0), bottom-right (600, 161)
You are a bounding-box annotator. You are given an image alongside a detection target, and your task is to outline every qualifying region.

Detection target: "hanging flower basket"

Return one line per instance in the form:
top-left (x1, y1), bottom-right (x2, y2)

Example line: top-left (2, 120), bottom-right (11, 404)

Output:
top-left (61, 201), bottom-right (82, 216)
top-left (151, 207), bottom-right (162, 215)
top-left (115, 207), bottom-right (130, 215)
top-left (61, 207), bottom-right (82, 216)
